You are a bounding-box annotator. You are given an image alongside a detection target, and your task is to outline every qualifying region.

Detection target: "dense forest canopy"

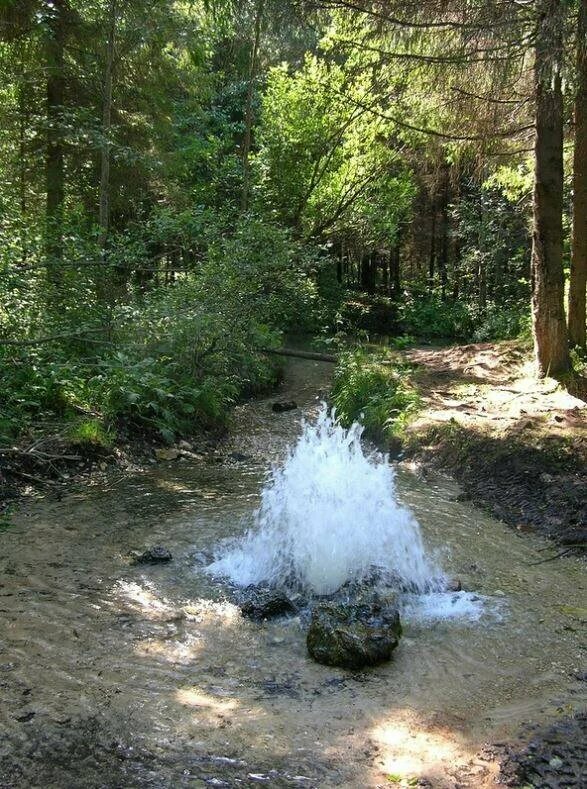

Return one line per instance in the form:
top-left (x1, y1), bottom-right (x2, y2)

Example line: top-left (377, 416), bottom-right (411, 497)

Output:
top-left (0, 0), bottom-right (586, 443)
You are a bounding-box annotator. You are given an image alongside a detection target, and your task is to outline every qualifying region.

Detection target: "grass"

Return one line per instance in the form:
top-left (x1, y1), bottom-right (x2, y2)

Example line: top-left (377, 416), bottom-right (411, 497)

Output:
top-left (66, 418), bottom-right (113, 449)
top-left (331, 349), bottom-right (421, 442)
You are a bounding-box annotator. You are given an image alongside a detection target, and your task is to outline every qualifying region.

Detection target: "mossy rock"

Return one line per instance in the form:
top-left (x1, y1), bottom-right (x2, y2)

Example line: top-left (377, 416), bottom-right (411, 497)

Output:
top-left (239, 586), bottom-right (296, 620)
top-left (307, 597), bottom-right (402, 669)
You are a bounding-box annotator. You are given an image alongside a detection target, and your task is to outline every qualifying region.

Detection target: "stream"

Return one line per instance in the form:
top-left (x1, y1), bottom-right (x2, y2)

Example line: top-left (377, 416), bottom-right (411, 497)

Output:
top-left (0, 357), bottom-right (585, 788)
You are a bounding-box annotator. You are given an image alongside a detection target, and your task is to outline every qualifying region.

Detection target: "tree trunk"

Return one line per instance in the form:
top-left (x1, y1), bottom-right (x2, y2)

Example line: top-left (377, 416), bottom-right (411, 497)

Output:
top-left (439, 167), bottom-right (450, 301)
top-left (531, 0), bottom-right (570, 376)
top-left (45, 0), bottom-right (66, 284)
top-left (337, 240), bottom-right (344, 283)
top-left (428, 208), bottom-right (436, 291)
top-left (98, 0), bottom-right (116, 255)
top-left (390, 234), bottom-right (401, 296)
top-left (18, 59), bottom-right (28, 265)
top-left (241, 0), bottom-right (264, 213)
top-left (569, 0), bottom-right (587, 348)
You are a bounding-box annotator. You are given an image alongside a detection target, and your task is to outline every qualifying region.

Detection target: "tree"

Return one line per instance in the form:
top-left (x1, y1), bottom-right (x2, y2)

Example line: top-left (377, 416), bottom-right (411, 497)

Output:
top-left (44, 0), bottom-right (68, 283)
top-left (569, 0), bottom-right (587, 349)
top-left (530, 0), bottom-right (570, 376)
top-left (241, 0), bottom-right (265, 212)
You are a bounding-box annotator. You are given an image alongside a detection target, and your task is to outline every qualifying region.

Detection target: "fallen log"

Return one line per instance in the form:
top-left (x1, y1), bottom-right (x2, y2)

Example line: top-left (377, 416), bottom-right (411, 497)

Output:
top-left (259, 347), bottom-right (337, 363)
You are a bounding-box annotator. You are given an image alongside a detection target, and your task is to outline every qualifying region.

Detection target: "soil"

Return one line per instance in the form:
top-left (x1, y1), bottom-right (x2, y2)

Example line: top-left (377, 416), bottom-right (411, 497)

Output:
top-left (401, 342), bottom-right (587, 550)
top-left (498, 710), bottom-right (587, 787)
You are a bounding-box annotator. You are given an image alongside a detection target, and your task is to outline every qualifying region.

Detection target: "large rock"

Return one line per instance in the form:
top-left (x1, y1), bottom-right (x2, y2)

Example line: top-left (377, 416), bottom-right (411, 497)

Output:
top-left (239, 586), bottom-right (296, 620)
top-left (307, 596), bottom-right (402, 669)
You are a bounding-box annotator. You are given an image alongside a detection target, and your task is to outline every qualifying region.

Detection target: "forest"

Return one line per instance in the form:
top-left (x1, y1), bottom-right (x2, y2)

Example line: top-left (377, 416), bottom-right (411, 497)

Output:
top-left (0, 2), bottom-right (586, 787)
top-left (0, 0), bottom-right (585, 451)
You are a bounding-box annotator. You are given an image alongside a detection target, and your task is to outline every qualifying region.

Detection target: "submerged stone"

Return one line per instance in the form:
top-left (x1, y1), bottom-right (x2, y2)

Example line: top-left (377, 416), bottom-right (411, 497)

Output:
top-left (306, 596), bottom-right (402, 669)
top-left (132, 545), bottom-right (173, 565)
top-left (271, 401), bottom-right (297, 413)
top-left (239, 586), bottom-right (296, 620)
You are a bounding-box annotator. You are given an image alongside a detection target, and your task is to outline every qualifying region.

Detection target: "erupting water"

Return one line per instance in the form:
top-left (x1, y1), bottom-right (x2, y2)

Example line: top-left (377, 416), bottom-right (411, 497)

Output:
top-left (207, 406), bottom-right (444, 596)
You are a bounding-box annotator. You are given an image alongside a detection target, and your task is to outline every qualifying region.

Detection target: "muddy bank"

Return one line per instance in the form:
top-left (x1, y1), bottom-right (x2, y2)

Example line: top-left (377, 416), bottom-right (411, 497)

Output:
top-left (499, 711), bottom-right (587, 787)
top-left (0, 420), bottom-right (229, 517)
top-left (401, 343), bottom-right (587, 550)
top-left (403, 424), bottom-right (586, 550)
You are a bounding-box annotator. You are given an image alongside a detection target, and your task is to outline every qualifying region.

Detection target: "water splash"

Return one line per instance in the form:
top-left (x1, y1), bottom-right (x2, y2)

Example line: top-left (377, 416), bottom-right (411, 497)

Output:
top-left (207, 406), bottom-right (444, 595)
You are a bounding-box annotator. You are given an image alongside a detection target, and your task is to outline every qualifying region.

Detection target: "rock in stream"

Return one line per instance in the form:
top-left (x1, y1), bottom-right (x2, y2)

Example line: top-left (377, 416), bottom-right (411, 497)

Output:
top-left (238, 586), bottom-right (297, 620)
top-left (307, 595), bottom-right (402, 669)
top-left (131, 545), bottom-right (173, 565)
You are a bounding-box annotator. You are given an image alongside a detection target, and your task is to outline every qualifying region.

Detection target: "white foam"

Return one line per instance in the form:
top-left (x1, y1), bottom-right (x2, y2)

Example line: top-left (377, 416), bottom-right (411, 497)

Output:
top-left (401, 591), bottom-right (503, 624)
top-left (206, 406), bottom-right (443, 595)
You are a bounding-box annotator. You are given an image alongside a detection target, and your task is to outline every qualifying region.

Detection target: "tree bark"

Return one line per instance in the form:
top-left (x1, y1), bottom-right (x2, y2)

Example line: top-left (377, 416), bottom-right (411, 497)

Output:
top-left (428, 208), bottom-right (436, 291)
top-left (45, 0), bottom-right (66, 283)
top-left (97, 0), bottom-right (117, 305)
top-left (390, 233), bottom-right (401, 296)
top-left (439, 166), bottom-right (450, 301)
top-left (531, 0), bottom-right (570, 376)
top-left (98, 0), bottom-right (116, 254)
top-left (569, 0), bottom-right (587, 348)
top-left (241, 0), bottom-right (264, 213)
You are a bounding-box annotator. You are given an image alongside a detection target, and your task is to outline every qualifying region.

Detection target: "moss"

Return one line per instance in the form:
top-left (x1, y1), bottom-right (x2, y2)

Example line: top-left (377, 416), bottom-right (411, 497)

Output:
top-left (66, 418), bottom-right (112, 449)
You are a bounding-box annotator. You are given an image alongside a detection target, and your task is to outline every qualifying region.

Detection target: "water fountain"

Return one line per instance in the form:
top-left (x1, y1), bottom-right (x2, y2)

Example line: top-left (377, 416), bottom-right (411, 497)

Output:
top-left (207, 405), bottom-right (444, 595)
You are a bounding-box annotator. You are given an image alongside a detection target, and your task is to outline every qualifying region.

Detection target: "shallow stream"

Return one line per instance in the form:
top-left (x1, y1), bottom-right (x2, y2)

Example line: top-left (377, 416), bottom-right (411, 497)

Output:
top-left (0, 357), bottom-right (585, 788)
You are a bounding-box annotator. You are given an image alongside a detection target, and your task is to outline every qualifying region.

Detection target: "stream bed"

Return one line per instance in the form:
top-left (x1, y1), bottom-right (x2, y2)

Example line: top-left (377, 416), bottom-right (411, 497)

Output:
top-left (0, 357), bottom-right (585, 788)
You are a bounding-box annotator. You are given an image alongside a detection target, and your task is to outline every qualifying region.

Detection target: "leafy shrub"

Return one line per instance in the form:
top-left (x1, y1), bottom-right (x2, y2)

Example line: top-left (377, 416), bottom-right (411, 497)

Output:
top-left (336, 295), bottom-right (400, 336)
top-left (398, 292), bottom-right (474, 340)
top-left (331, 350), bottom-right (420, 440)
top-left (0, 347), bottom-right (71, 440)
top-left (472, 304), bottom-right (530, 343)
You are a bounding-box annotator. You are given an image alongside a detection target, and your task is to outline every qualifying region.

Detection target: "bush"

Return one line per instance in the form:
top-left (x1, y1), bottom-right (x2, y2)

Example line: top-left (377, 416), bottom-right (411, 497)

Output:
top-left (0, 213), bottom-right (335, 443)
top-left (0, 347), bottom-right (74, 441)
top-left (472, 304), bottom-right (530, 342)
top-left (331, 350), bottom-right (420, 440)
top-left (398, 292), bottom-right (474, 340)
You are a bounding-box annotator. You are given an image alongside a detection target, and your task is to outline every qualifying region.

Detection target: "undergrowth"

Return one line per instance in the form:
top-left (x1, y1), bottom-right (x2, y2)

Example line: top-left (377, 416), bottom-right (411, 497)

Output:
top-left (331, 349), bottom-right (420, 441)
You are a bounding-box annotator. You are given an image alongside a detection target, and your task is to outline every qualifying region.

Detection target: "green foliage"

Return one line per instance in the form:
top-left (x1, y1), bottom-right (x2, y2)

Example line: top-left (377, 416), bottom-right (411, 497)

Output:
top-left (473, 304), bottom-right (530, 343)
top-left (331, 350), bottom-right (420, 440)
top-left (257, 55), bottom-right (415, 242)
top-left (67, 419), bottom-right (112, 449)
top-left (0, 347), bottom-right (71, 441)
top-left (398, 292), bottom-right (474, 340)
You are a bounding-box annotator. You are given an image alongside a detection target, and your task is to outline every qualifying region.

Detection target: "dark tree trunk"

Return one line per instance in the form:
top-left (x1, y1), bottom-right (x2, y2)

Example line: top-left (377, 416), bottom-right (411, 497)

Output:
top-left (390, 234), bottom-right (401, 296)
top-left (439, 167), bottom-right (450, 301)
top-left (241, 0), bottom-right (264, 213)
top-left (452, 235), bottom-right (461, 301)
top-left (98, 1), bottom-right (116, 253)
top-left (569, 0), bottom-right (587, 348)
top-left (337, 240), bottom-right (344, 284)
top-left (45, 0), bottom-right (66, 284)
top-left (18, 61), bottom-right (28, 264)
top-left (428, 209), bottom-right (436, 291)
top-left (531, 0), bottom-right (570, 376)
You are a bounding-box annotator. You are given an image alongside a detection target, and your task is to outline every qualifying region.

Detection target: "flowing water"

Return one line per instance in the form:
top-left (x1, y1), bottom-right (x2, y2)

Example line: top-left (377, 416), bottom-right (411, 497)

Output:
top-left (0, 356), bottom-right (585, 788)
top-left (207, 406), bottom-right (443, 597)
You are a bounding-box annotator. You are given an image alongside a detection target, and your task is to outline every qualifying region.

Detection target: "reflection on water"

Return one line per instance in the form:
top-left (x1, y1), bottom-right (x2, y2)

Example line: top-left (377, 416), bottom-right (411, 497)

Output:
top-left (0, 356), bottom-right (585, 787)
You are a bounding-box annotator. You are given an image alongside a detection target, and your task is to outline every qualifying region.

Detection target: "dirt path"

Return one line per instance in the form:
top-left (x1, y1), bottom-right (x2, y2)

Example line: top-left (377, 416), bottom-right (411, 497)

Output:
top-left (402, 342), bottom-right (587, 547)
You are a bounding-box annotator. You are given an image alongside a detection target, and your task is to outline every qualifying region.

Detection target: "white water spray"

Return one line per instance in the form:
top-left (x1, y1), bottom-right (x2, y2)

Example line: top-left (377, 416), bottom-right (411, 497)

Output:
top-left (207, 406), bottom-right (444, 595)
